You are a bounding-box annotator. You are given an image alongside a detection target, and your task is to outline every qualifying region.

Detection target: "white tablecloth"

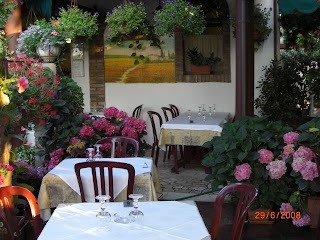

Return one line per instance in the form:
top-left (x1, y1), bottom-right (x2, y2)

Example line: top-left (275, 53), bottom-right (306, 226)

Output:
top-left (48, 158), bottom-right (153, 202)
top-left (161, 112), bottom-right (230, 132)
top-left (38, 201), bottom-right (210, 240)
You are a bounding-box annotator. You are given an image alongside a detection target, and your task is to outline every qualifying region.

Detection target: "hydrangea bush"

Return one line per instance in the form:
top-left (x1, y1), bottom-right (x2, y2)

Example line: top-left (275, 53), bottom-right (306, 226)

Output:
top-left (203, 116), bottom-right (320, 227)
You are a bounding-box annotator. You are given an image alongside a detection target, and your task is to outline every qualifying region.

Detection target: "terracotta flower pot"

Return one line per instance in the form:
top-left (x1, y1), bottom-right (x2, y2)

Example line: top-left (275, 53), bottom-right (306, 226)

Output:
top-left (191, 65), bottom-right (211, 75)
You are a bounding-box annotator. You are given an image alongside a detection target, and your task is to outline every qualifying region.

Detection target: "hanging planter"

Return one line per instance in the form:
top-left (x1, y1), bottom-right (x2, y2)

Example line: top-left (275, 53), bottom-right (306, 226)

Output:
top-left (36, 44), bottom-right (62, 63)
top-left (153, 0), bottom-right (206, 37)
top-left (105, 1), bottom-right (149, 42)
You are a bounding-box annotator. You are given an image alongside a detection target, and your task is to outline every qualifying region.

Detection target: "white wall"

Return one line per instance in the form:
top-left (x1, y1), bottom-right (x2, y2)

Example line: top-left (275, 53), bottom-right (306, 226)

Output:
top-left (105, 82), bottom-right (235, 144)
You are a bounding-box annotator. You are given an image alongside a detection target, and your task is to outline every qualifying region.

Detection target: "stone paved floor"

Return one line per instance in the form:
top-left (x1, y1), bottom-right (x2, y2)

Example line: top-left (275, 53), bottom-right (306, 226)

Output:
top-left (147, 149), bottom-right (217, 202)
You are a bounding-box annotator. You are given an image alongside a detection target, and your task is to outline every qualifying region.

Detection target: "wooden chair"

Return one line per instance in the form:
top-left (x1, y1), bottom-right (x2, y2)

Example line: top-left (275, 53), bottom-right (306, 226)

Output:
top-left (0, 186), bottom-right (43, 240)
top-left (75, 161), bottom-right (135, 202)
top-left (210, 183), bottom-right (258, 240)
top-left (132, 104), bottom-right (143, 118)
top-left (169, 104), bottom-right (180, 117)
top-left (161, 107), bottom-right (175, 122)
top-left (147, 111), bottom-right (164, 166)
top-left (95, 136), bottom-right (139, 158)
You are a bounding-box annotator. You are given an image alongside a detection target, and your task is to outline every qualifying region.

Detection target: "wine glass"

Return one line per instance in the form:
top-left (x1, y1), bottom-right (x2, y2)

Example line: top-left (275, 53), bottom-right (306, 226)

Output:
top-left (202, 104), bottom-right (206, 112)
top-left (208, 107), bottom-right (212, 116)
top-left (213, 104), bottom-right (216, 115)
top-left (198, 106), bottom-right (202, 116)
top-left (96, 195), bottom-right (111, 229)
top-left (187, 109), bottom-right (191, 121)
top-left (86, 148), bottom-right (95, 162)
top-left (129, 194), bottom-right (144, 226)
top-left (94, 144), bottom-right (102, 159)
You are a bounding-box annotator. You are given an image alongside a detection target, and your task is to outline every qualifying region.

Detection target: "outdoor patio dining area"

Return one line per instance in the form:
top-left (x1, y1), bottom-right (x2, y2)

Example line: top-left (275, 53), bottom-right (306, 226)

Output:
top-left (1, 0), bottom-right (320, 239)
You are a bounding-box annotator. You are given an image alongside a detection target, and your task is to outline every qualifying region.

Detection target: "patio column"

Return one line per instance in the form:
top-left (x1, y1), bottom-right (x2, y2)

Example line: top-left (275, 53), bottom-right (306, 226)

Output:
top-left (5, 2), bottom-right (22, 59)
top-left (235, 0), bottom-right (254, 120)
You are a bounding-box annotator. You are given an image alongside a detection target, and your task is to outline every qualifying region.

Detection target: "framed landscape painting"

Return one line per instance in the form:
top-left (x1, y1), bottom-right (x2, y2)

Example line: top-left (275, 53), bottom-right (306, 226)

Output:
top-left (104, 36), bottom-right (175, 83)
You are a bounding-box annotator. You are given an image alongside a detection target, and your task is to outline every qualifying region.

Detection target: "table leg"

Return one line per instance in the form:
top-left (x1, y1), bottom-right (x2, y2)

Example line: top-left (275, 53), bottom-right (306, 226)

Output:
top-left (171, 145), bottom-right (180, 174)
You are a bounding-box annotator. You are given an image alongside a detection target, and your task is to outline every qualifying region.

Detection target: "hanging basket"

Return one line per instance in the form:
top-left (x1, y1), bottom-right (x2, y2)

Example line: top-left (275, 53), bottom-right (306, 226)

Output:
top-left (36, 45), bottom-right (62, 63)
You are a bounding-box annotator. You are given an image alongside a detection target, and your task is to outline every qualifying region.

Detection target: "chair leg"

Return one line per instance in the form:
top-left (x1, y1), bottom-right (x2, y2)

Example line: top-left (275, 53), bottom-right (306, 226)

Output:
top-left (155, 145), bottom-right (160, 167)
top-left (151, 143), bottom-right (155, 158)
top-left (163, 145), bottom-right (168, 162)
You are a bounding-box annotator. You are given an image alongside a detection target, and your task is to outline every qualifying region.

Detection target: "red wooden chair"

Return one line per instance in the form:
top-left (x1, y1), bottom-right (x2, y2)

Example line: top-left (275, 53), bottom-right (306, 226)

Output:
top-left (0, 186), bottom-right (43, 240)
top-left (95, 136), bottom-right (139, 158)
top-left (210, 183), bottom-right (258, 240)
top-left (75, 161), bottom-right (135, 202)
top-left (147, 111), bottom-right (164, 166)
top-left (132, 104), bottom-right (143, 119)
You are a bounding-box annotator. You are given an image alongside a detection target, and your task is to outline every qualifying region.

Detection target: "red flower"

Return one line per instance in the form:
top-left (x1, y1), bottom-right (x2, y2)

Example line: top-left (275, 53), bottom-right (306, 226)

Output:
top-left (34, 77), bottom-right (48, 85)
top-left (53, 76), bottom-right (60, 85)
top-left (16, 77), bottom-right (29, 93)
top-left (46, 91), bottom-right (55, 97)
top-left (50, 111), bottom-right (57, 117)
top-left (43, 103), bottom-right (51, 111)
top-left (27, 67), bottom-right (35, 76)
top-left (28, 98), bottom-right (38, 104)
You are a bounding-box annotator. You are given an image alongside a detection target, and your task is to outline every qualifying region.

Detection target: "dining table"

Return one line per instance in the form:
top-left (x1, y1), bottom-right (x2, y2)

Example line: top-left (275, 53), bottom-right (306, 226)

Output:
top-left (38, 201), bottom-right (211, 240)
top-left (37, 157), bottom-right (161, 221)
top-left (159, 111), bottom-right (230, 173)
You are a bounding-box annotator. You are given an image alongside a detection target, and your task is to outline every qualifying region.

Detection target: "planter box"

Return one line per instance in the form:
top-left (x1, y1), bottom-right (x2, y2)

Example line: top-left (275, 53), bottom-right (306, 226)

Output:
top-left (191, 65), bottom-right (211, 75)
top-left (306, 196), bottom-right (320, 228)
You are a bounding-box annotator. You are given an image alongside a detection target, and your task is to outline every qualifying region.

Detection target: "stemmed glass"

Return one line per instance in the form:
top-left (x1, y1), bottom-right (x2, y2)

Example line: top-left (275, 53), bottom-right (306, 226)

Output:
top-left (129, 194), bottom-right (144, 225)
top-left (86, 148), bottom-right (95, 162)
top-left (96, 195), bottom-right (111, 229)
top-left (187, 109), bottom-right (192, 121)
top-left (94, 144), bottom-right (102, 159)
top-left (208, 107), bottom-right (212, 116)
top-left (198, 106), bottom-right (202, 116)
top-left (213, 104), bottom-right (216, 114)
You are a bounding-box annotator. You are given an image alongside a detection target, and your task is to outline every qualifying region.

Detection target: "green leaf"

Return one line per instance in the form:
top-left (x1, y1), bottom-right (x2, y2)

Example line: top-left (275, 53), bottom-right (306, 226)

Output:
top-left (131, 52), bottom-right (137, 57)
top-left (129, 44), bottom-right (134, 48)
top-left (134, 59), bottom-right (139, 65)
top-left (238, 151), bottom-right (248, 161)
top-left (139, 55), bottom-right (144, 60)
top-left (137, 44), bottom-right (142, 49)
top-left (211, 180), bottom-right (222, 191)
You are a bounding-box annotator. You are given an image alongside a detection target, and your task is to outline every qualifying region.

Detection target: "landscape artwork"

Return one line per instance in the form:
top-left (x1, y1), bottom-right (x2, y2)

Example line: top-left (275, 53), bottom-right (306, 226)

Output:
top-left (104, 36), bottom-right (175, 83)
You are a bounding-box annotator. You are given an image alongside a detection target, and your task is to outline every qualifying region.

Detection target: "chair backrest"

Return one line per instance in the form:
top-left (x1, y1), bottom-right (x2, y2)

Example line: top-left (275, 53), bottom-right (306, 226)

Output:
top-left (169, 104), bottom-right (180, 117)
top-left (147, 111), bottom-right (163, 145)
top-left (161, 107), bottom-right (175, 122)
top-left (132, 104), bottom-right (143, 118)
top-left (0, 186), bottom-right (43, 240)
top-left (210, 183), bottom-right (258, 240)
top-left (74, 161), bottom-right (135, 202)
top-left (95, 136), bottom-right (139, 158)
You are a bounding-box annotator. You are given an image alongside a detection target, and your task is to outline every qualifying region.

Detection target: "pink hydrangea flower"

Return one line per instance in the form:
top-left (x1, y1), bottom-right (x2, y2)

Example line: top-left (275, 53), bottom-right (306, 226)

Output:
top-left (51, 30), bottom-right (59, 36)
top-left (258, 149), bottom-right (274, 164)
top-left (103, 107), bottom-right (119, 119)
top-left (80, 126), bottom-right (95, 137)
top-left (69, 137), bottom-right (81, 145)
top-left (93, 118), bottom-right (110, 131)
top-left (121, 126), bottom-right (138, 139)
top-left (116, 110), bottom-right (128, 119)
top-left (292, 157), bottom-right (307, 173)
top-left (280, 203), bottom-right (293, 212)
top-left (283, 132), bottom-right (299, 144)
top-left (292, 214), bottom-right (311, 227)
top-left (266, 160), bottom-right (287, 179)
top-left (300, 161), bottom-right (319, 181)
top-left (282, 144), bottom-right (295, 160)
top-left (234, 163), bottom-right (252, 181)
top-left (293, 146), bottom-right (314, 161)
top-left (105, 125), bottom-right (120, 136)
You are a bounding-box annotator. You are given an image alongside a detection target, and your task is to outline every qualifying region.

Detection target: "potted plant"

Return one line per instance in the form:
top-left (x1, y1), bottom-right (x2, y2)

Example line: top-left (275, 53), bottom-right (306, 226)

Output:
top-left (153, 0), bottom-right (206, 37)
top-left (54, 6), bottom-right (99, 42)
top-left (105, 1), bottom-right (149, 43)
top-left (202, 116), bottom-right (320, 227)
top-left (187, 47), bottom-right (221, 75)
top-left (232, 4), bottom-right (272, 49)
top-left (16, 19), bottom-right (66, 61)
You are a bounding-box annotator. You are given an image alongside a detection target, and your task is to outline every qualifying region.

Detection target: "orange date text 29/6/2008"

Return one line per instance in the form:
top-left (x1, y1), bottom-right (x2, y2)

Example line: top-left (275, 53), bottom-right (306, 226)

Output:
top-left (254, 211), bottom-right (301, 220)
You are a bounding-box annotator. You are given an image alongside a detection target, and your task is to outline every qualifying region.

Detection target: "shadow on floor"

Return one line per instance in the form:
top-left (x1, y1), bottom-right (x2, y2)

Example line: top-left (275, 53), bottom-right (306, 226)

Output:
top-left (195, 201), bottom-right (318, 240)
